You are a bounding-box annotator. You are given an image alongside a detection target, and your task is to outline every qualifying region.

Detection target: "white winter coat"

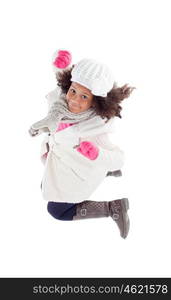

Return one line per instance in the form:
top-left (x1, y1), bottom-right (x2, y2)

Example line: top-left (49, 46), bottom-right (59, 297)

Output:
top-left (40, 90), bottom-right (124, 204)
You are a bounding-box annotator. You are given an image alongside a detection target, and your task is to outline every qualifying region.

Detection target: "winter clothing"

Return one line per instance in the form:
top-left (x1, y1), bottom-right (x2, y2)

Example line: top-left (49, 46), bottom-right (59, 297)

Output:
top-left (37, 89), bottom-right (124, 204)
top-left (51, 50), bottom-right (114, 97)
top-left (46, 169), bottom-right (122, 221)
top-left (56, 123), bottom-right (99, 159)
top-left (47, 202), bottom-right (76, 221)
top-left (73, 198), bottom-right (130, 239)
top-left (76, 141), bottom-right (99, 160)
top-left (30, 50), bottom-right (130, 239)
top-left (29, 88), bottom-right (96, 136)
top-left (56, 122), bottom-right (74, 132)
top-left (52, 50), bottom-right (72, 70)
top-left (47, 197), bottom-right (130, 239)
top-left (71, 58), bottom-right (114, 97)
top-left (57, 123), bottom-right (99, 159)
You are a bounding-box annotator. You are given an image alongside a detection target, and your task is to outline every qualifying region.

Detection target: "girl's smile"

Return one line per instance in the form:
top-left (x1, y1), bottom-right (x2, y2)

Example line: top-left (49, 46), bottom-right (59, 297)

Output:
top-left (66, 82), bottom-right (94, 113)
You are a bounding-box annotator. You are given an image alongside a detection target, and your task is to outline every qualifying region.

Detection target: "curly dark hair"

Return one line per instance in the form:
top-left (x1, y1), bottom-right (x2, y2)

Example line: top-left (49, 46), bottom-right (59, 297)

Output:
top-left (56, 66), bottom-right (135, 120)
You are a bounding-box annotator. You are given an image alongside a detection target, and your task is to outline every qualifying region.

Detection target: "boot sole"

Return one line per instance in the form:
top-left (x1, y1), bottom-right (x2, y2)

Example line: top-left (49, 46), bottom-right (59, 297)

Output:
top-left (121, 198), bottom-right (130, 239)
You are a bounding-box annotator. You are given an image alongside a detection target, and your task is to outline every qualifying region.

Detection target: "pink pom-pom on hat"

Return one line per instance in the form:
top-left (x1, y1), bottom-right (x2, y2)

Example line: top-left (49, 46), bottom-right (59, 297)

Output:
top-left (52, 49), bottom-right (72, 73)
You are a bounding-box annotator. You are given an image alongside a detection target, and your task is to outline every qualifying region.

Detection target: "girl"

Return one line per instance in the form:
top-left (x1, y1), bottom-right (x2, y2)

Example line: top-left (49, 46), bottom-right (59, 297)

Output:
top-left (29, 50), bottom-right (135, 239)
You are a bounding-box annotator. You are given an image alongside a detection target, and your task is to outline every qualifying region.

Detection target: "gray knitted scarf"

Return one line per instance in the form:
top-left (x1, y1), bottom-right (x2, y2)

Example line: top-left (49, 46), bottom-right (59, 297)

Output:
top-left (30, 93), bottom-right (96, 135)
top-left (49, 94), bottom-right (96, 123)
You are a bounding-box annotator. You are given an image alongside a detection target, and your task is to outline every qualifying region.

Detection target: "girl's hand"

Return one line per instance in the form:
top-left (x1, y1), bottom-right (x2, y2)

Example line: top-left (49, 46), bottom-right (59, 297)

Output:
top-left (76, 141), bottom-right (99, 160)
top-left (52, 50), bottom-right (72, 69)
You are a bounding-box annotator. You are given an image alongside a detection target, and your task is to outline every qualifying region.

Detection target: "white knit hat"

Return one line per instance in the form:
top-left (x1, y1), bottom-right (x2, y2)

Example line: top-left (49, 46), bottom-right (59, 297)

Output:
top-left (71, 59), bottom-right (114, 97)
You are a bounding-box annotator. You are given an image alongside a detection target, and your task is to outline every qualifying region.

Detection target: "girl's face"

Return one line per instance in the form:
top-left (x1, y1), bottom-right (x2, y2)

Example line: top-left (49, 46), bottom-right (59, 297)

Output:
top-left (66, 82), bottom-right (94, 113)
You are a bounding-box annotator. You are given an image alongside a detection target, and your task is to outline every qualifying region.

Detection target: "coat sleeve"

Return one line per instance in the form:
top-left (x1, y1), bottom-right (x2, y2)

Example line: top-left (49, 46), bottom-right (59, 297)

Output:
top-left (45, 87), bottom-right (61, 111)
top-left (29, 88), bottom-right (61, 136)
top-left (92, 134), bottom-right (125, 171)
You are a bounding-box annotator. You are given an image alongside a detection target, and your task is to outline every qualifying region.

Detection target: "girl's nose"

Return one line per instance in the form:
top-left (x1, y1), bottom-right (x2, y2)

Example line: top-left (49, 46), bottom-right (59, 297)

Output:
top-left (72, 94), bottom-right (80, 102)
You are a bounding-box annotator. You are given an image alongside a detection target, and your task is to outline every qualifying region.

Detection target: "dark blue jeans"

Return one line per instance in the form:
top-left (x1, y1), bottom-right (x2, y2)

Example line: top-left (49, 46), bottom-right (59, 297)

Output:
top-left (47, 202), bottom-right (77, 221)
top-left (45, 170), bottom-right (121, 221)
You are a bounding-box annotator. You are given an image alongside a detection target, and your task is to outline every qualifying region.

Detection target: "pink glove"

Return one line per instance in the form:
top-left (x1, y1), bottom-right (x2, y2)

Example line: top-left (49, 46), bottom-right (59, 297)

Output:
top-left (53, 50), bottom-right (72, 69)
top-left (76, 141), bottom-right (99, 160)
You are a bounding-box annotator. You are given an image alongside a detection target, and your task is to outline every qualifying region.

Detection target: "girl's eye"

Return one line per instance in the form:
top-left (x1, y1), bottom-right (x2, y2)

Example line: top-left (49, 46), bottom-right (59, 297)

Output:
top-left (82, 95), bottom-right (88, 100)
top-left (70, 88), bottom-right (76, 94)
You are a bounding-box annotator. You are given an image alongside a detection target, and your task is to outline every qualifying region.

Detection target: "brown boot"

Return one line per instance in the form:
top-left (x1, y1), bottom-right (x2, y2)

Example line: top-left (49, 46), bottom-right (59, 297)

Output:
top-left (109, 198), bottom-right (130, 239)
top-left (73, 198), bottom-right (130, 239)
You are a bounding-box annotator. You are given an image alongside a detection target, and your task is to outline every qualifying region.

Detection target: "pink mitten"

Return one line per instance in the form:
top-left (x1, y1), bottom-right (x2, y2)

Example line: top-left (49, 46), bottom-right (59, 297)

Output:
top-left (53, 50), bottom-right (72, 69)
top-left (76, 141), bottom-right (99, 160)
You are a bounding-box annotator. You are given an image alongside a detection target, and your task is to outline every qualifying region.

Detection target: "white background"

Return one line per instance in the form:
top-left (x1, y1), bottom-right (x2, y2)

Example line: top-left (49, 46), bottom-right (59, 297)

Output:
top-left (0, 0), bottom-right (171, 277)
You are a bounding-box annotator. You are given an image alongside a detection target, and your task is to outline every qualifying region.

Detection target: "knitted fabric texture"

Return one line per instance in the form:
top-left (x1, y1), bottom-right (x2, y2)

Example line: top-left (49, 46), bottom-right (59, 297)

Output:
top-left (71, 59), bottom-right (114, 97)
top-left (76, 141), bottom-right (99, 160)
top-left (48, 94), bottom-right (96, 123)
top-left (52, 50), bottom-right (72, 73)
top-left (30, 94), bottom-right (96, 134)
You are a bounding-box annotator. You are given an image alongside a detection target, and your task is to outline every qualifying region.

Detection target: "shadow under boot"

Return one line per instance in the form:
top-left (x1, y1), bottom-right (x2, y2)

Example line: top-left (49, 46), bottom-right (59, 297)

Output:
top-left (73, 198), bottom-right (130, 239)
